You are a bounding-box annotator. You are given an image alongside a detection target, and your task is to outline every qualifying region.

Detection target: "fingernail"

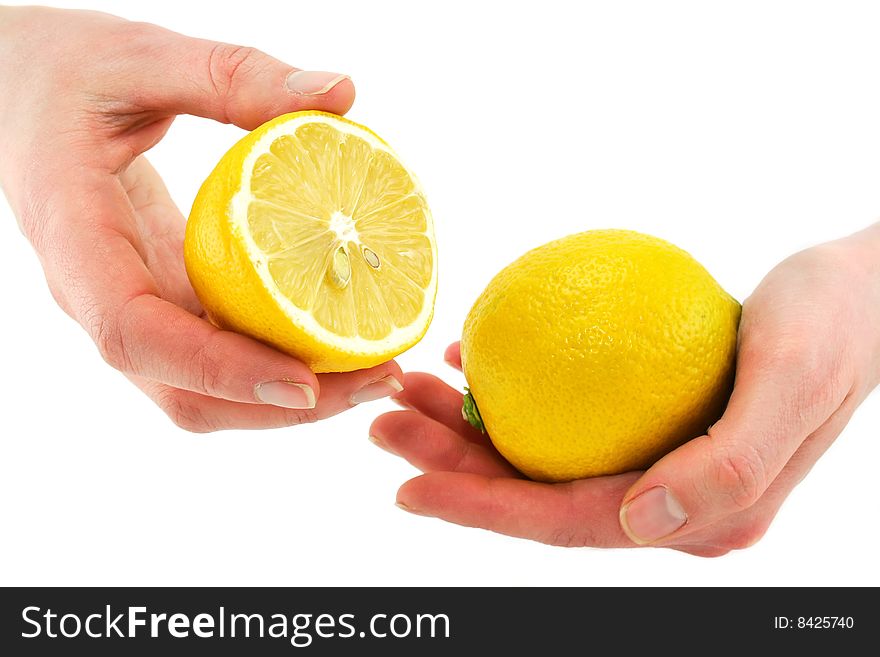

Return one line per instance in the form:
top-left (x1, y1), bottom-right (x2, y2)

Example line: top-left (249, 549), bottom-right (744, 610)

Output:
top-left (619, 486), bottom-right (688, 545)
top-left (350, 375), bottom-right (403, 405)
top-left (285, 70), bottom-right (349, 96)
top-left (369, 434), bottom-right (396, 455)
top-left (396, 501), bottom-right (426, 516)
top-left (254, 381), bottom-right (316, 409)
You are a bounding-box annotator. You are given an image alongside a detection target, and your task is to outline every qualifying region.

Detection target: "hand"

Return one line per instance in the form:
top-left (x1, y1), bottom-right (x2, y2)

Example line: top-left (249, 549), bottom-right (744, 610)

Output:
top-left (371, 224), bottom-right (880, 556)
top-left (0, 7), bottom-right (403, 431)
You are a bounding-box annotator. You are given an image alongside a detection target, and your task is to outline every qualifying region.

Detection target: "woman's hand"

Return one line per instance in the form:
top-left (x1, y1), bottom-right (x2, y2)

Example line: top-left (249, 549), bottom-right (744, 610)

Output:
top-left (0, 6), bottom-right (403, 431)
top-left (371, 224), bottom-right (880, 556)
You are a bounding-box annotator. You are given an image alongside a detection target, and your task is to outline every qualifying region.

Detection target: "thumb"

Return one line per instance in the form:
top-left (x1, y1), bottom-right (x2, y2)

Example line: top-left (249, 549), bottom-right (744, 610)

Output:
top-left (125, 28), bottom-right (354, 130)
top-left (618, 334), bottom-right (847, 545)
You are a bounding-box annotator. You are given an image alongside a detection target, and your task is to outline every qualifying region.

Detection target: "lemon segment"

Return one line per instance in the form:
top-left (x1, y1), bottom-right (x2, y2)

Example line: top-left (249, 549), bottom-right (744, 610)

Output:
top-left (185, 111), bottom-right (437, 372)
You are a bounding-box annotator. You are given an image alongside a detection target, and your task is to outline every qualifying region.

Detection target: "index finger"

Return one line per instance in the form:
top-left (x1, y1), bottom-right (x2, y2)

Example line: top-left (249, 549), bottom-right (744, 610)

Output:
top-left (444, 342), bottom-right (462, 370)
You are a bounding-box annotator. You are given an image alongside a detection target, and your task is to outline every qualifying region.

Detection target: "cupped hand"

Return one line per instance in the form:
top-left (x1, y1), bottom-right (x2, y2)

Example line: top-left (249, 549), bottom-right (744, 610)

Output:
top-left (371, 224), bottom-right (880, 556)
top-left (0, 6), bottom-right (402, 431)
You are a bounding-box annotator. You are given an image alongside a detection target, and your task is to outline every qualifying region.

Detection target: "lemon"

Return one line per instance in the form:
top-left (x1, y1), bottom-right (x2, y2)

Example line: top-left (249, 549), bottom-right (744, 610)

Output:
top-left (461, 229), bottom-right (740, 483)
top-left (184, 111), bottom-right (437, 373)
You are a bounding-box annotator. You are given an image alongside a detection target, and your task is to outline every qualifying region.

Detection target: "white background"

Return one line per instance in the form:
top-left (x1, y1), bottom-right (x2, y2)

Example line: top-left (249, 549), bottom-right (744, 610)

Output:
top-left (1, 0), bottom-right (878, 586)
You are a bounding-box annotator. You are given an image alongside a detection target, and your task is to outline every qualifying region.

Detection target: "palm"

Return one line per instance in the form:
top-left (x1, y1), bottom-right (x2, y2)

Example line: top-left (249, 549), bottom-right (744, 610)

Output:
top-left (118, 156), bottom-right (202, 316)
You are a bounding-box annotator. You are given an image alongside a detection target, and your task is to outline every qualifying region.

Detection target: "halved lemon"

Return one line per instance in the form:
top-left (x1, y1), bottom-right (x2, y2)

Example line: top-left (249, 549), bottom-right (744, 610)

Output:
top-left (184, 111), bottom-right (437, 372)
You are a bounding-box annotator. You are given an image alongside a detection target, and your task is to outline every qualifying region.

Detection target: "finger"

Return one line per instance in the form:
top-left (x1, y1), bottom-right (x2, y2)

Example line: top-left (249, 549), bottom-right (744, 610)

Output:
top-left (319, 364), bottom-right (404, 409)
top-left (444, 342), bottom-right (462, 370)
top-left (392, 372), bottom-right (489, 445)
top-left (130, 361), bottom-right (403, 432)
top-left (119, 156), bottom-right (199, 312)
top-left (133, 377), bottom-right (318, 432)
top-left (121, 24), bottom-right (355, 129)
top-left (397, 471), bottom-right (641, 548)
top-left (370, 410), bottom-right (519, 478)
top-left (98, 288), bottom-right (324, 406)
top-left (619, 315), bottom-right (851, 545)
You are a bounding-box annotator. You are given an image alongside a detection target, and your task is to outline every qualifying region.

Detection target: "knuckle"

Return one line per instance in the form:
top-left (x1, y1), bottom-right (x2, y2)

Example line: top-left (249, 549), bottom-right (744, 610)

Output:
top-left (545, 527), bottom-right (581, 548)
top-left (712, 444), bottom-right (766, 510)
top-left (91, 312), bottom-right (129, 372)
top-left (188, 335), bottom-right (226, 397)
top-left (720, 520), bottom-right (771, 552)
top-left (208, 43), bottom-right (262, 98)
top-left (157, 389), bottom-right (216, 433)
top-left (541, 487), bottom-right (598, 548)
top-left (544, 525), bottom-right (594, 548)
top-left (86, 293), bottom-right (147, 373)
top-left (283, 408), bottom-right (320, 425)
top-left (447, 440), bottom-right (473, 473)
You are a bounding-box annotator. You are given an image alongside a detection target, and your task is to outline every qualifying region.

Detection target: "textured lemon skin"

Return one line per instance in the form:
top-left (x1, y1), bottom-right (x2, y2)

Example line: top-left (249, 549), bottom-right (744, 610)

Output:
top-left (184, 111), bottom-right (434, 373)
top-left (461, 229), bottom-right (741, 483)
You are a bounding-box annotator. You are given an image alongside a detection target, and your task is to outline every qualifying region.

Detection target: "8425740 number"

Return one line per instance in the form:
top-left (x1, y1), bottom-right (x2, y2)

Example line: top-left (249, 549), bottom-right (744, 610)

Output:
top-left (798, 617), bottom-right (853, 629)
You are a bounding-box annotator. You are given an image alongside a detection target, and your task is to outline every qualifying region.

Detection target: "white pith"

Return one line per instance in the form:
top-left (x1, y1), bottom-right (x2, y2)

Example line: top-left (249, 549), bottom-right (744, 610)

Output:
top-left (329, 211), bottom-right (361, 245)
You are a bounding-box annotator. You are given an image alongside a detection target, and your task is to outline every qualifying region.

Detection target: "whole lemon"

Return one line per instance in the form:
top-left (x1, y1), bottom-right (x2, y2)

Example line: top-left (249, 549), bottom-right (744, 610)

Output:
top-left (460, 229), bottom-right (740, 483)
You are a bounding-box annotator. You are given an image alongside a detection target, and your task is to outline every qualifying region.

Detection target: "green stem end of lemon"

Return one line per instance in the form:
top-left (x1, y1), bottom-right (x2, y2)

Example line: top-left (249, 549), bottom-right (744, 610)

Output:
top-left (462, 388), bottom-right (486, 434)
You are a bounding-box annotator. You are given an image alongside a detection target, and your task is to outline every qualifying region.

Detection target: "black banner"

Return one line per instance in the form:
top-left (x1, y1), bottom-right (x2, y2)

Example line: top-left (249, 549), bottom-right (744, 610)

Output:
top-left (0, 587), bottom-right (870, 655)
